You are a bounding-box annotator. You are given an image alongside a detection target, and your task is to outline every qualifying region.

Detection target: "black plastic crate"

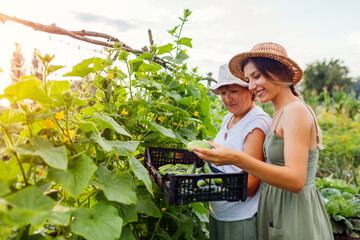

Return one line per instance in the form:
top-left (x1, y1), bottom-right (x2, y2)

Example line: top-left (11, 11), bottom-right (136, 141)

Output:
top-left (144, 146), bottom-right (248, 205)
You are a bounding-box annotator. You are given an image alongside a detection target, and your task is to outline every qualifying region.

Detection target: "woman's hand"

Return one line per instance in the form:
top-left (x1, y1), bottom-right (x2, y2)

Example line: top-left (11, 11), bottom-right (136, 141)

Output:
top-left (193, 141), bottom-right (242, 166)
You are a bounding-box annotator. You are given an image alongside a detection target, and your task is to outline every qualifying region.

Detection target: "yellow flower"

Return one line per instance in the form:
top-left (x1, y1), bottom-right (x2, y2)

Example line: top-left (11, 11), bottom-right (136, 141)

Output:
top-left (41, 135), bottom-right (47, 139)
top-left (107, 73), bottom-right (114, 79)
top-left (176, 66), bottom-right (180, 70)
top-left (158, 116), bottom-right (165, 122)
top-left (42, 119), bottom-right (55, 129)
top-left (194, 111), bottom-right (199, 117)
top-left (62, 130), bottom-right (75, 143)
top-left (121, 109), bottom-right (129, 115)
top-left (38, 168), bottom-right (44, 177)
top-left (183, 49), bottom-right (187, 53)
top-left (182, 78), bottom-right (186, 83)
top-left (173, 122), bottom-right (178, 126)
top-left (55, 111), bottom-right (65, 120)
top-left (161, 208), bottom-right (166, 212)
top-left (141, 73), bottom-right (146, 78)
top-left (134, 98), bottom-right (138, 101)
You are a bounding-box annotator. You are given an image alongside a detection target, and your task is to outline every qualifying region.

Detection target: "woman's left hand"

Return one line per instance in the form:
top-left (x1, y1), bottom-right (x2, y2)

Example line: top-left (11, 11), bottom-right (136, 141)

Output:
top-left (193, 141), bottom-right (242, 166)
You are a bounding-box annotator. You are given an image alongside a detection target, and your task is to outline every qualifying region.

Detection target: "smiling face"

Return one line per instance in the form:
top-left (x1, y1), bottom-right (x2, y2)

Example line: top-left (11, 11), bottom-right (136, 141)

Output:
top-left (243, 61), bottom-right (283, 103)
top-left (218, 84), bottom-right (254, 118)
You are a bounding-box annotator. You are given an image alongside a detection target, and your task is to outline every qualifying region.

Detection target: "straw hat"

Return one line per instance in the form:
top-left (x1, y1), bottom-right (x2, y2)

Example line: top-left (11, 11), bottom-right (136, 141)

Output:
top-left (228, 42), bottom-right (303, 84)
top-left (209, 63), bottom-right (249, 95)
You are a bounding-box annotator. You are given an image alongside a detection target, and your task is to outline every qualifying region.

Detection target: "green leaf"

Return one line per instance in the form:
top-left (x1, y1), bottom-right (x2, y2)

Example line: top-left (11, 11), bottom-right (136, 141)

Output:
top-left (138, 62), bottom-right (162, 73)
top-left (162, 56), bottom-right (175, 63)
top-left (0, 109), bottom-right (26, 125)
top-left (5, 186), bottom-right (55, 226)
top-left (93, 166), bottom-right (137, 204)
top-left (189, 202), bottom-right (208, 215)
top-left (71, 201), bottom-right (123, 240)
top-left (119, 225), bottom-right (136, 240)
top-left (140, 119), bottom-right (176, 139)
top-left (172, 217), bottom-right (193, 240)
top-left (0, 158), bottom-right (20, 186)
top-left (108, 141), bottom-right (139, 156)
top-left (138, 52), bottom-right (152, 59)
top-left (3, 77), bottom-right (52, 104)
top-left (118, 50), bottom-right (129, 61)
top-left (64, 57), bottom-right (105, 77)
top-left (174, 51), bottom-right (189, 64)
top-left (77, 120), bottom-right (99, 134)
top-left (129, 59), bottom-right (143, 73)
top-left (156, 43), bottom-right (173, 55)
top-left (48, 80), bottom-right (70, 96)
top-left (47, 65), bottom-right (65, 75)
top-left (135, 187), bottom-right (161, 217)
top-left (11, 136), bottom-right (68, 170)
top-left (46, 204), bottom-right (72, 225)
top-left (180, 96), bottom-right (193, 106)
top-left (129, 156), bottom-right (153, 195)
top-left (47, 154), bottom-right (97, 198)
top-left (94, 113), bottom-right (131, 137)
top-left (0, 180), bottom-right (10, 197)
top-left (112, 203), bottom-right (138, 226)
top-left (90, 133), bottom-right (114, 153)
top-left (179, 37), bottom-right (192, 48)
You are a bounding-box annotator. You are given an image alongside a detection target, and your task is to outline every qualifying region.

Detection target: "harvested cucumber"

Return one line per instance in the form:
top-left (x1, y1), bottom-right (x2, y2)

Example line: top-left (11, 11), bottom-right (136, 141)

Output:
top-left (187, 140), bottom-right (212, 152)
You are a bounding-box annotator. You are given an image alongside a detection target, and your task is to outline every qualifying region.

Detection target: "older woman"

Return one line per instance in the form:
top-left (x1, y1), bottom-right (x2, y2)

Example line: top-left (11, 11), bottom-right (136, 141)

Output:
top-left (207, 63), bottom-right (271, 240)
top-left (195, 43), bottom-right (333, 240)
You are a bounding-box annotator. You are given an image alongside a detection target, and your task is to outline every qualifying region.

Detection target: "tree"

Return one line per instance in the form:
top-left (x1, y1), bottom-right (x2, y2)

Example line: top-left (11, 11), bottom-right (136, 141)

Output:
top-left (302, 59), bottom-right (352, 99)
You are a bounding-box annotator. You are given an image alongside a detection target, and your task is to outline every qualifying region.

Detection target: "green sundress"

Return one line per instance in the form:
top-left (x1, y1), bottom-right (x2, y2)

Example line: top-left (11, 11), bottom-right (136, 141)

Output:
top-left (257, 114), bottom-right (333, 240)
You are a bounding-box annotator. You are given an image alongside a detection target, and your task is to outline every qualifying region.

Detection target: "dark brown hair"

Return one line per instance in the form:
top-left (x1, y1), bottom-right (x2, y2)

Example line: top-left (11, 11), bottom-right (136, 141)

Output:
top-left (241, 57), bottom-right (300, 97)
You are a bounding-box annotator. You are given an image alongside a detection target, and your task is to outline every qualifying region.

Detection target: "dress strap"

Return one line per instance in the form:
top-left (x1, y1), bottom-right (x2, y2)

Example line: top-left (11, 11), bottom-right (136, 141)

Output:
top-left (302, 103), bottom-right (320, 149)
top-left (273, 111), bottom-right (284, 135)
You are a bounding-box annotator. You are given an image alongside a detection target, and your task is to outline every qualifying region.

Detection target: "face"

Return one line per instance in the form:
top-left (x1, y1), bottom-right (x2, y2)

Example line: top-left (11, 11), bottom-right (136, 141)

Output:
top-left (218, 84), bottom-right (253, 117)
top-left (243, 61), bottom-right (282, 103)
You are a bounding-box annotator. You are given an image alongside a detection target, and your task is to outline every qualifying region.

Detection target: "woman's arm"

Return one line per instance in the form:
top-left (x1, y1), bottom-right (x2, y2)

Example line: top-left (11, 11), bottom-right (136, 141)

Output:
top-left (242, 128), bottom-right (265, 197)
top-left (194, 104), bottom-right (314, 193)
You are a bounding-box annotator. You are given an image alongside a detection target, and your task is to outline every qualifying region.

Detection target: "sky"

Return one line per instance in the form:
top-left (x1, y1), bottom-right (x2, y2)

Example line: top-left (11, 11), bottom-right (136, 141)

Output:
top-left (1, 0), bottom-right (360, 104)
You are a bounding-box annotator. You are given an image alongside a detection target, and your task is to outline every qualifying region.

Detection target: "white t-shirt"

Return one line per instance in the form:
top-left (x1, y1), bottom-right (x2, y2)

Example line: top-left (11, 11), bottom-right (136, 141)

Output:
top-left (209, 106), bottom-right (272, 221)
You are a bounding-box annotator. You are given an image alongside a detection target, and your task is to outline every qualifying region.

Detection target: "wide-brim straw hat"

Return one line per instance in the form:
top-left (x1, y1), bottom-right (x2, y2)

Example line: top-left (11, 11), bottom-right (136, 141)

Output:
top-left (228, 42), bottom-right (303, 84)
top-left (209, 63), bottom-right (249, 95)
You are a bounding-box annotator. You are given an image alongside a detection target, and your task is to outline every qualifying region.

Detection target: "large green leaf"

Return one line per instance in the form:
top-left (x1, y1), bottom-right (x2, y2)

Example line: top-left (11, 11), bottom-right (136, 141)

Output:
top-left (71, 201), bottom-right (123, 240)
top-left (93, 166), bottom-right (137, 205)
top-left (47, 154), bottom-right (97, 198)
top-left (11, 136), bottom-right (68, 170)
top-left (112, 203), bottom-right (138, 226)
top-left (77, 120), bottom-right (99, 134)
top-left (64, 57), bottom-right (105, 77)
top-left (129, 156), bottom-right (153, 195)
top-left (108, 141), bottom-right (139, 156)
top-left (0, 180), bottom-right (10, 197)
top-left (48, 80), bottom-right (70, 95)
top-left (46, 204), bottom-right (72, 225)
top-left (140, 119), bottom-right (176, 139)
top-left (119, 225), bottom-right (136, 240)
top-left (94, 113), bottom-right (131, 137)
top-left (5, 186), bottom-right (55, 226)
top-left (0, 109), bottom-right (26, 125)
top-left (172, 217), bottom-right (194, 240)
top-left (135, 187), bottom-right (160, 217)
top-left (2, 77), bottom-right (52, 104)
top-left (0, 158), bottom-right (20, 186)
top-left (90, 133), bottom-right (113, 153)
